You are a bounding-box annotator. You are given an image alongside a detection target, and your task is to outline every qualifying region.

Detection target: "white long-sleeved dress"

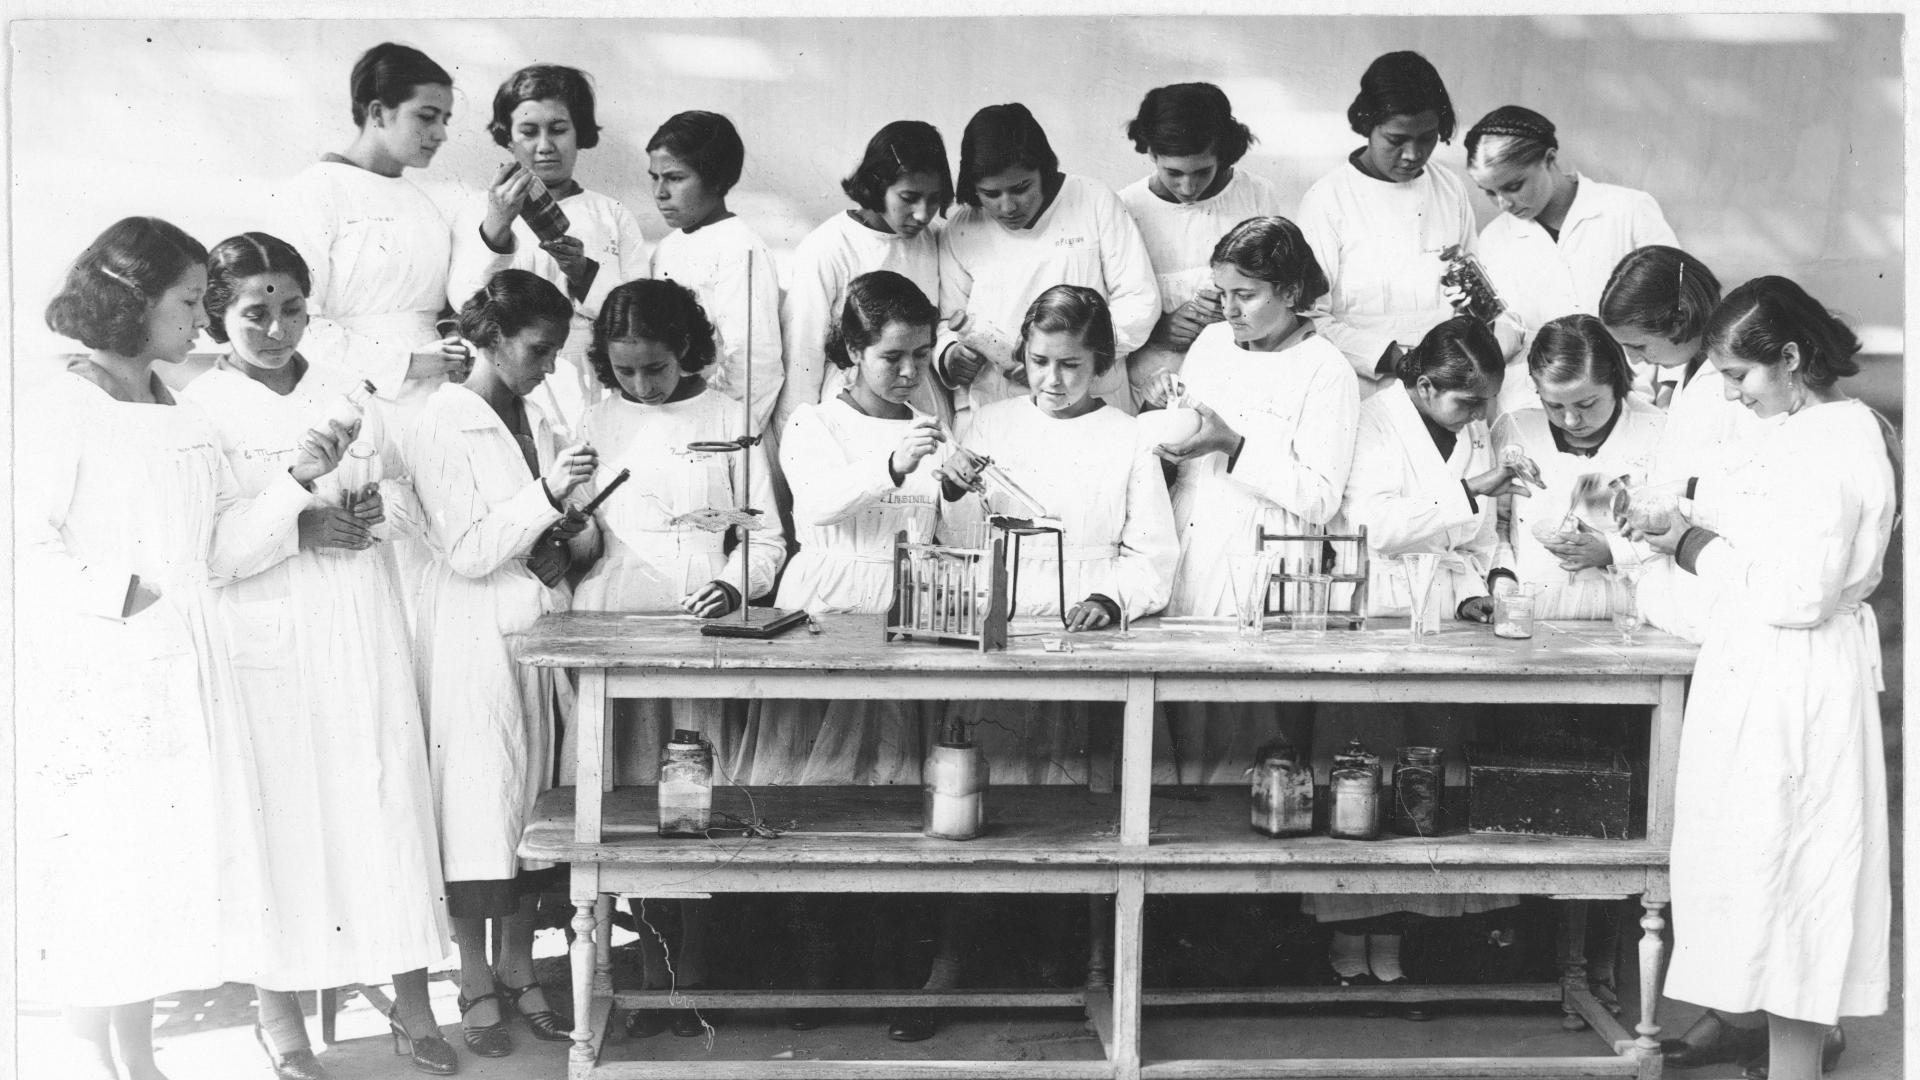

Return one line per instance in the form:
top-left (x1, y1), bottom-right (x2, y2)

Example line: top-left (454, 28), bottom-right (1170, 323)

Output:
top-left (937, 175), bottom-right (1160, 426)
top-left (1476, 176), bottom-right (1677, 414)
top-left (1296, 157), bottom-right (1476, 394)
top-left (17, 369), bottom-right (312, 1003)
top-left (1160, 322), bottom-right (1358, 783)
top-left (563, 389), bottom-right (787, 784)
top-left (1489, 397), bottom-right (1666, 620)
top-left (1664, 399), bottom-right (1893, 1024)
top-left (407, 384), bottom-right (575, 884)
top-left (1116, 168), bottom-right (1287, 399)
top-left (945, 397), bottom-right (1178, 785)
top-left (740, 396), bottom-right (957, 786)
top-left (1307, 380), bottom-right (1517, 921)
top-left (650, 217), bottom-right (785, 434)
top-left (448, 186), bottom-right (650, 438)
top-left (181, 363), bottom-right (448, 988)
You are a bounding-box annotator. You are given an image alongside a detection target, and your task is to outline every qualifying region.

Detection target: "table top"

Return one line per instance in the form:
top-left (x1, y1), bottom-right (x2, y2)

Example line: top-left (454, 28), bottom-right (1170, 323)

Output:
top-left (514, 612), bottom-right (1697, 677)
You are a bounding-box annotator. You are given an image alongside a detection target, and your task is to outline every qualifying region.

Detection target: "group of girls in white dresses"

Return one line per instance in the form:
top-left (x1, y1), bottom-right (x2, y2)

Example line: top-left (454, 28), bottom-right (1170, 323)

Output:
top-left (20, 34), bottom-right (1891, 1080)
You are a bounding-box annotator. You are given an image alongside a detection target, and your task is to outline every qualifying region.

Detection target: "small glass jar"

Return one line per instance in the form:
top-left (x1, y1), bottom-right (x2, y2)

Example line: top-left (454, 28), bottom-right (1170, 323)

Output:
top-left (1493, 589), bottom-right (1535, 639)
top-left (924, 740), bottom-right (988, 840)
top-left (1328, 740), bottom-right (1382, 840)
top-left (658, 729), bottom-right (713, 838)
top-left (1390, 746), bottom-right (1444, 837)
top-left (1248, 741), bottom-right (1314, 838)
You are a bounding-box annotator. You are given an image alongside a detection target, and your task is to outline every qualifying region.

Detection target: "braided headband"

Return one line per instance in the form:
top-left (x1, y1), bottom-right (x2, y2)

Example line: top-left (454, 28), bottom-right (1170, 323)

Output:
top-left (1473, 121), bottom-right (1557, 149)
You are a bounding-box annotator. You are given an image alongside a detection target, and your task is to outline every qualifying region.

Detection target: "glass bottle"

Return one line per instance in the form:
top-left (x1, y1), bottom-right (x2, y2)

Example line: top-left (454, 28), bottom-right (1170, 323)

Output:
top-left (657, 729), bottom-right (713, 838)
top-left (321, 379), bottom-right (378, 430)
top-left (1390, 746), bottom-right (1445, 837)
top-left (1328, 739), bottom-right (1382, 840)
top-left (1248, 740), bottom-right (1314, 838)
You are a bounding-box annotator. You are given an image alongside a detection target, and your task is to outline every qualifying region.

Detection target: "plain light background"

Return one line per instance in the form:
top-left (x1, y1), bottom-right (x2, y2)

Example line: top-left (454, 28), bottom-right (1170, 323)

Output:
top-left (7, 13), bottom-right (1903, 375)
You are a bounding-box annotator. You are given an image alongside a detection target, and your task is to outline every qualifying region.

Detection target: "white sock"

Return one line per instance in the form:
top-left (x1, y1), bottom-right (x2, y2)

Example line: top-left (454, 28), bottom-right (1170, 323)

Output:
top-left (1368, 933), bottom-right (1405, 982)
top-left (1330, 931), bottom-right (1368, 978)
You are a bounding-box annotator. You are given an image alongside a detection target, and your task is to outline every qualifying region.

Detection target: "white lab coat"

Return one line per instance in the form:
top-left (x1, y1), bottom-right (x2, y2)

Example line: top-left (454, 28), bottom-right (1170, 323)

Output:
top-left (945, 397), bottom-right (1179, 785)
top-left (1117, 169), bottom-right (1288, 399)
top-left (740, 397), bottom-right (957, 786)
top-left (1297, 157), bottom-right (1477, 393)
top-left (1307, 379), bottom-right (1516, 921)
top-left (1489, 397), bottom-right (1665, 620)
top-left (938, 174), bottom-right (1161, 426)
top-left (650, 217), bottom-right (785, 434)
top-left (1664, 399), bottom-right (1893, 1024)
top-left (407, 384), bottom-right (577, 883)
top-left (772, 210), bottom-right (955, 454)
top-left (1478, 175), bottom-right (1677, 414)
top-left (448, 186), bottom-right (650, 438)
top-left (16, 370), bottom-right (310, 1003)
top-left (182, 363), bottom-right (448, 988)
top-left (1160, 322), bottom-right (1357, 785)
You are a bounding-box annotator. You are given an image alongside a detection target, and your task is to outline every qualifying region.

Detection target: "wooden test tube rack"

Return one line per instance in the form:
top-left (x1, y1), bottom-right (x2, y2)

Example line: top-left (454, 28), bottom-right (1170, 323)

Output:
top-left (883, 529), bottom-right (1012, 652)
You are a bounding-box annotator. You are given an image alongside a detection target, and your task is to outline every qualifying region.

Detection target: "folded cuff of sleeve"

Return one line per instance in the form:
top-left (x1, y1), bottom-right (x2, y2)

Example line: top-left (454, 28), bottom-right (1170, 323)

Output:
top-left (1674, 527), bottom-right (1719, 575)
top-left (713, 580), bottom-right (742, 615)
top-left (1086, 593), bottom-right (1122, 623)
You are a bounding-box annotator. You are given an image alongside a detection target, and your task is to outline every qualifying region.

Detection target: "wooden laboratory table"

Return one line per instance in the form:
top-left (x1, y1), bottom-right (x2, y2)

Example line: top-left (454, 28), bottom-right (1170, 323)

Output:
top-left (516, 613), bottom-right (1697, 1080)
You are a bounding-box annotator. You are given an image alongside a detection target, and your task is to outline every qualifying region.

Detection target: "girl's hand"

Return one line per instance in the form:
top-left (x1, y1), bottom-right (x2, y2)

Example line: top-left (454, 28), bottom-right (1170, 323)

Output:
top-left (540, 236), bottom-right (598, 293)
top-left (543, 442), bottom-right (599, 499)
top-left (1458, 595), bottom-right (1495, 624)
top-left (1190, 286), bottom-right (1224, 323)
top-left (1064, 599), bottom-right (1114, 632)
top-left (298, 504), bottom-right (373, 551)
top-left (1157, 303), bottom-right (1211, 349)
top-left (481, 162), bottom-right (534, 245)
top-left (1138, 370), bottom-right (1183, 410)
top-left (1626, 508), bottom-right (1693, 557)
top-left (408, 336), bottom-right (471, 382)
top-left (681, 581), bottom-right (739, 619)
top-left (890, 417), bottom-right (946, 476)
top-left (1540, 522), bottom-right (1613, 571)
top-left (347, 483), bottom-right (385, 527)
top-left (1467, 459), bottom-right (1544, 499)
top-left (943, 342), bottom-right (988, 386)
top-left (290, 420), bottom-right (356, 484)
top-left (937, 448), bottom-right (988, 492)
top-left (1153, 401), bottom-right (1240, 464)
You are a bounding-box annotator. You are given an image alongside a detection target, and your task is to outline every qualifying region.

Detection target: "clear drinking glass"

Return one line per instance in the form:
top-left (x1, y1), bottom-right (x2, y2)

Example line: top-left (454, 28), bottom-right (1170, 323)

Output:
top-left (1228, 552), bottom-right (1274, 644)
top-left (1606, 565), bottom-right (1643, 646)
top-left (1399, 553), bottom-right (1441, 649)
top-left (1294, 572), bottom-right (1333, 638)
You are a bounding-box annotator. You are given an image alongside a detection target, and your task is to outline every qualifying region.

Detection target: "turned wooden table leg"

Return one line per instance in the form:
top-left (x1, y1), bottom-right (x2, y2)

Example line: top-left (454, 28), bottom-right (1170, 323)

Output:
top-left (1636, 899), bottom-right (1668, 1055)
top-left (1560, 900), bottom-right (1591, 1030)
top-left (571, 896), bottom-right (599, 1075)
top-left (594, 894), bottom-right (615, 996)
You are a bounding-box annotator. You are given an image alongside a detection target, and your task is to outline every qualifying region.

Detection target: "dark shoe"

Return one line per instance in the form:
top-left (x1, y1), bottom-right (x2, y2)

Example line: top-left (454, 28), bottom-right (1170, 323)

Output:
top-left (1374, 976), bottom-right (1429, 1021)
top-left (456, 992), bottom-right (513, 1059)
top-left (1739, 1023), bottom-right (1847, 1080)
top-left (255, 1025), bottom-right (331, 1080)
top-left (887, 1013), bottom-right (937, 1042)
top-left (670, 1010), bottom-right (706, 1038)
top-left (497, 980), bottom-right (571, 1042)
top-left (1662, 1014), bottom-right (1767, 1069)
top-left (1333, 970), bottom-right (1386, 1019)
top-left (784, 1009), bottom-right (824, 1031)
top-left (385, 1008), bottom-right (458, 1076)
top-left (623, 1009), bottom-right (667, 1039)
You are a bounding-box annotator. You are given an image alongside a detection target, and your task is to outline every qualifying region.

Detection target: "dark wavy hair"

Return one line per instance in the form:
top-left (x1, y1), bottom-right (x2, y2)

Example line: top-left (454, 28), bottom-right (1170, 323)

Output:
top-left (349, 42), bottom-right (452, 128)
top-left (1209, 216), bottom-right (1329, 313)
top-left (956, 103), bottom-right (1060, 208)
top-left (587, 278), bottom-right (718, 388)
top-left (1125, 82), bottom-right (1255, 166)
top-left (45, 216), bottom-right (209, 357)
top-left (1395, 315), bottom-right (1503, 393)
top-left (826, 270), bottom-right (938, 370)
top-left (647, 110), bottom-right (745, 195)
top-left (1528, 315), bottom-right (1632, 400)
top-left (202, 233), bottom-right (312, 346)
top-left (1464, 105), bottom-right (1557, 171)
top-left (489, 64), bottom-right (601, 150)
top-left (1599, 245), bottom-right (1723, 347)
top-left (1013, 285), bottom-right (1118, 376)
top-left (841, 120), bottom-right (953, 215)
top-left (457, 268), bottom-right (573, 351)
top-left (1704, 276), bottom-right (1862, 391)
top-left (1347, 50), bottom-right (1456, 141)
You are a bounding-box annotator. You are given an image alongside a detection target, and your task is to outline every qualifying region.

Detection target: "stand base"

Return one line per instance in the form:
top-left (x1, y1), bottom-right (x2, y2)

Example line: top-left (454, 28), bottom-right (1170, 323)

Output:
top-left (699, 607), bottom-right (809, 639)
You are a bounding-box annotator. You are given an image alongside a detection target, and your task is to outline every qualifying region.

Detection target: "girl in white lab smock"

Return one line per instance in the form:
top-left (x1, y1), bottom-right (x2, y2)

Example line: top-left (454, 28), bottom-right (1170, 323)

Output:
top-left (1463, 106), bottom-right (1678, 415)
top-left (1309, 316), bottom-right (1534, 1012)
top-left (1296, 51), bottom-right (1481, 396)
top-left (1118, 83), bottom-right (1286, 404)
top-left (646, 110), bottom-right (784, 432)
top-left (1142, 216), bottom-right (1358, 783)
top-left (936, 104), bottom-right (1159, 429)
top-left (772, 121), bottom-right (957, 453)
top-left (409, 270), bottom-right (600, 1061)
top-left (1628, 278), bottom-right (1892, 1080)
top-left (21, 218), bottom-right (339, 1080)
top-left (276, 42), bottom-right (468, 415)
top-left (749, 270), bottom-right (955, 1042)
top-left (1490, 315), bottom-right (1665, 620)
top-left (1597, 246), bottom-right (1765, 644)
top-left (449, 64), bottom-right (650, 438)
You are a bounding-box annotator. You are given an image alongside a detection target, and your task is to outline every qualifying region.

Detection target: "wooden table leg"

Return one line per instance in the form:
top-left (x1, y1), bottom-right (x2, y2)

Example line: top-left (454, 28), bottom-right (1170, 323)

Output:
top-left (1559, 901), bottom-right (1591, 1031)
top-left (1112, 868), bottom-right (1145, 1080)
top-left (1088, 895), bottom-right (1112, 990)
top-left (570, 885), bottom-right (600, 1077)
top-left (594, 894), bottom-right (615, 997)
top-left (1636, 899), bottom-right (1668, 1056)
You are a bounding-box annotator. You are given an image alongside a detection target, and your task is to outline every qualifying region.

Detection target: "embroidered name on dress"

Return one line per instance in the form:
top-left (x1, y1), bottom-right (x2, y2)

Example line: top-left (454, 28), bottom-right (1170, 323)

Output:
top-left (1054, 236), bottom-right (1089, 249)
top-left (881, 493), bottom-right (935, 506)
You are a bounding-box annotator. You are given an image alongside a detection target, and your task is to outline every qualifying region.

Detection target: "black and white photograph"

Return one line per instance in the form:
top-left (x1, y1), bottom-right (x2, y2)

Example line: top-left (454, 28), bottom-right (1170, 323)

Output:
top-left (6, 6), bottom-right (1909, 1080)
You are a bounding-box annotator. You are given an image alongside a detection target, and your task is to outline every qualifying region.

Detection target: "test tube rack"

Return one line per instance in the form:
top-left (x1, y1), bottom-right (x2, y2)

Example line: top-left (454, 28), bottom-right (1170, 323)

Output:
top-left (884, 529), bottom-right (1011, 652)
top-left (1257, 526), bottom-right (1371, 631)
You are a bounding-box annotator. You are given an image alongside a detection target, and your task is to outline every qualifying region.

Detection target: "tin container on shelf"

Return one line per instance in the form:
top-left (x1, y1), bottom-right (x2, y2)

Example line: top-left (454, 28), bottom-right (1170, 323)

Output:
top-left (1327, 739), bottom-right (1382, 840)
top-left (1467, 744), bottom-right (1637, 839)
top-left (657, 729), bottom-right (713, 838)
top-left (1248, 740), bottom-right (1315, 838)
top-left (924, 737), bottom-right (988, 840)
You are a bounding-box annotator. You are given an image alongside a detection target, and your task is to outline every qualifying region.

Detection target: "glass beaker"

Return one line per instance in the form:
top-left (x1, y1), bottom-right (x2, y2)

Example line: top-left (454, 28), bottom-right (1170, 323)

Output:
top-left (1293, 572), bottom-right (1333, 638)
top-left (1228, 552), bottom-right (1275, 643)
